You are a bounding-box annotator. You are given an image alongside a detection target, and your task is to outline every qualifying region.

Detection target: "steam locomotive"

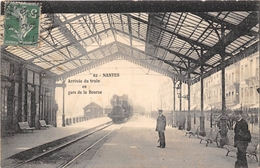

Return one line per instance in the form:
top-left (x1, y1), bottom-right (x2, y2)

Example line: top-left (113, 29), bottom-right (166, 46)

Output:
top-left (108, 94), bottom-right (133, 123)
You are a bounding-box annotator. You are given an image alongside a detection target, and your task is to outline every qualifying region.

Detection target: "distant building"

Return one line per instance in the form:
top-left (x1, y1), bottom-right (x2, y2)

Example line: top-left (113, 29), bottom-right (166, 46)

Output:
top-left (83, 102), bottom-right (103, 119)
top-left (190, 52), bottom-right (259, 112)
top-left (239, 52), bottom-right (259, 109)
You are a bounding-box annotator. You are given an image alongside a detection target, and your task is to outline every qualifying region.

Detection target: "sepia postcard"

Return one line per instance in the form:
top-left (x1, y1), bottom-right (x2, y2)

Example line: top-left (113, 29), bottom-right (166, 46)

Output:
top-left (0, 1), bottom-right (259, 168)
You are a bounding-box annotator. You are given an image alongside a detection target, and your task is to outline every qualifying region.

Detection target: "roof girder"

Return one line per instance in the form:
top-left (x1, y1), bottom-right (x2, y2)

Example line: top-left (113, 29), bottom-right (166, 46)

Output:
top-left (83, 15), bottom-right (107, 57)
top-left (28, 28), bottom-right (110, 62)
top-left (188, 11), bottom-right (259, 74)
top-left (191, 41), bottom-right (259, 84)
top-left (46, 41), bottom-right (117, 71)
top-left (116, 41), bottom-right (200, 77)
top-left (114, 28), bottom-right (214, 69)
top-left (191, 12), bottom-right (258, 37)
top-left (56, 51), bottom-right (188, 82)
top-left (121, 53), bottom-right (189, 82)
top-left (127, 14), bottom-right (213, 50)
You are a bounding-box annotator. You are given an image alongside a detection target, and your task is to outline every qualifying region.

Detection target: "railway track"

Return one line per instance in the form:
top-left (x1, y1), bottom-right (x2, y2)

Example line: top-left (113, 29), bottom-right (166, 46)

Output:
top-left (11, 122), bottom-right (116, 168)
top-left (58, 130), bottom-right (114, 168)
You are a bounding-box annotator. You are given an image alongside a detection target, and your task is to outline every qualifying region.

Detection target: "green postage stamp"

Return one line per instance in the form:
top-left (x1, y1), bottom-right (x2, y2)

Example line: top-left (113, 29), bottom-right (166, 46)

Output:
top-left (4, 2), bottom-right (41, 47)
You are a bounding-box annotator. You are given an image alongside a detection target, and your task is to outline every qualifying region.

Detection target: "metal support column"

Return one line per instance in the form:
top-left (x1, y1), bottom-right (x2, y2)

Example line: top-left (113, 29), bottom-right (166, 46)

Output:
top-left (187, 64), bottom-right (191, 131)
top-left (179, 81), bottom-right (182, 112)
top-left (173, 79), bottom-right (176, 112)
top-left (187, 80), bottom-right (191, 130)
top-left (62, 80), bottom-right (66, 127)
top-left (199, 64), bottom-right (206, 136)
top-left (172, 78), bottom-right (176, 127)
top-left (219, 26), bottom-right (229, 147)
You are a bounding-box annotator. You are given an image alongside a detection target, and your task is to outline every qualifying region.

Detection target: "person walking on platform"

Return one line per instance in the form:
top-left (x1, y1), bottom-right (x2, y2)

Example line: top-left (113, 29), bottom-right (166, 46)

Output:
top-left (234, 110), bottom-right (251, 168)
top-left (155, 109), bottom-right (166, 148)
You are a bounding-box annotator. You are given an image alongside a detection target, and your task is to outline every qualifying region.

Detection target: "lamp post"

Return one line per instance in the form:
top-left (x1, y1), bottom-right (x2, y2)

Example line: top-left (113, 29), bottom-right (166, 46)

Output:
top-left (176, 83), bottom-right (181, 129)
top-left (62, 80), bottom-right (66, 127)
top-left (210, 105), bottom-right (212, 128)
top-left (176, 82), bottom-right (189, 130)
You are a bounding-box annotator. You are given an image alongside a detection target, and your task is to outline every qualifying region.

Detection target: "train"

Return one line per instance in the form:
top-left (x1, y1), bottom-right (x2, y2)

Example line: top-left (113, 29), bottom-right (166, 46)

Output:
top-left (108, 94), bottom-right (133, 123)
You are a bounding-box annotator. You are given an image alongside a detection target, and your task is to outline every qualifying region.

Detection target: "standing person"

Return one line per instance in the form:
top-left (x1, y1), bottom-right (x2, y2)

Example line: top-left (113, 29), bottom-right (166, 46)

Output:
top-left (234, 110), bottom-right (251, 168)
top-left (155, 109), bottom-right (166, 148)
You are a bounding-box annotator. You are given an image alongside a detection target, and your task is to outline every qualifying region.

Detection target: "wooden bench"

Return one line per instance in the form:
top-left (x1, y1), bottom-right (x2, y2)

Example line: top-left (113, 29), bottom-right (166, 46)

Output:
top-left (39, 120), bottom-right (52, 129)
top-left (185, 126), bottom-right (199, 138)
top-left (18, 122), bottom-right (35, 133)
top-left (224, 142), bottom-right (259, 162)
top-left (198, 128), bottom-right (220, 147)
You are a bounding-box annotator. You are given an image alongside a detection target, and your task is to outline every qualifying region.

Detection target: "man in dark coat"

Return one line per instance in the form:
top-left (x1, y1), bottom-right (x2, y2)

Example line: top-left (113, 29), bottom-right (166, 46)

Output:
top-left (155, 109), bottom-right (166, 148)
top-left (234, 110), bottom-right (251, 168)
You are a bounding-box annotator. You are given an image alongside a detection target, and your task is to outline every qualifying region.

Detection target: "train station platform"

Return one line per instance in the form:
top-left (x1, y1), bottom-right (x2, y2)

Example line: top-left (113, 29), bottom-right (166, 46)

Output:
top-left (1, 117), bottom-right (111, 161)
top-left (1, 116), bottom-right (259, 168)
top-left (86, 116), bottom-right (258, 168)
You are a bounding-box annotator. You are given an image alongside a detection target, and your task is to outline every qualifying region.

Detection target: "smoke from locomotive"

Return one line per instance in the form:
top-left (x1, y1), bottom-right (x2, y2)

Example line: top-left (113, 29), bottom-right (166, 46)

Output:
top-left (108, 94), bottom-right (133, 123)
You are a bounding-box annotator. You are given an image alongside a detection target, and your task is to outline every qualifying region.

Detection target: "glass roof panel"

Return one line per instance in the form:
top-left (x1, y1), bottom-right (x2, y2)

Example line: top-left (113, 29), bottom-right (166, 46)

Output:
top-left (37, 56), bottom-right (57, 65)
top-left (109, 43), bottom-right (118, 54)
top-left (68, 45), bottom-right (82, 57)
top-left (116, 34), bottom-right (130, 46)
top-left (138, 25), bottom-right (147, 40)
top-left (86, 53), bottom-right (97, 60)
top-left (34, 58), bottom-right (54, 69)
top-left (1, 7), bottom-right (258, 80)
top-left (78, 59), bottom-right (91, 65)
top-left (170, 38), bottom-right (188, 51)
top-left (92, 50), bottom-right (103, 59)
top-left (62, 62), bottom-right (78, 69)
top-left (132, 39), bottom-right (145, 51)
top-left (99, 14), bottom-right (110, 30)
top-left (164, 52), bottom-right (175, 60)
top-left (206, 54), bottom-right (221, 66)
top-left (225, 12), bottom-right (250, 25)
top-left (28, 48), bottom-right (45, 57)
top-left (64, 14), bottom-right (78, 21)
top-left (103, 48), bottom-right (112, 57)
top-left (7, 48), bottom-right (34, 60)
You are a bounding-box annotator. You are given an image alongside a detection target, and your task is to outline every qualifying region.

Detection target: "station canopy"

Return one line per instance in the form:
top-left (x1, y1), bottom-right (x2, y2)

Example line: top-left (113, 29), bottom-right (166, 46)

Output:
top-left (1, 1), bottom-right (259, 83)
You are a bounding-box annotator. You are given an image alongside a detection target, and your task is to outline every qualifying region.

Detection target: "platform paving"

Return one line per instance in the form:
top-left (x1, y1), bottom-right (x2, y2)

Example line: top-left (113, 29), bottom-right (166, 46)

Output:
top-left (1, 117), bottom-right (111, 161)
top-left (86, 116), bottom-right (259, 168)
top-left (1, 116), bottom-right (259, 168)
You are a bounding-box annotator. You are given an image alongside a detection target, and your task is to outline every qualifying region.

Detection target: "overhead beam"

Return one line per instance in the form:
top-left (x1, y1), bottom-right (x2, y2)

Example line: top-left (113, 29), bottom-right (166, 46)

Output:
top-left (188, 11), bottom-right (259, 74)
top-left (155, 44), bottom-right (214, 68)
top-left (127, 14), bottom-right (212, 50)
top-left (56, 51), bottom-right (189, 82)
top-left (191, 12), bottom-right (259, 37)
top-left (114, 28), bottom-right (214, 68)
top-left (146, 54), bottom-right (198, 75)
top-left (56, 52), bottom-right (121, 81)
top-left (46, 41), bottom-right (117, 71)
top-left (2, 1), bottom-right (258, 15)
top-left (27, 28), bottom-right (110, 61)
top-left (191, 41), bottom-right (259, 84)
top-left (127, 14), bottom-right (134, 57)
top-left (116, 41), bottom-right (200, 76)
top-left (83, 15), bottom-right (107, 57)
top-left (120, 53), bottom-right (190, 82)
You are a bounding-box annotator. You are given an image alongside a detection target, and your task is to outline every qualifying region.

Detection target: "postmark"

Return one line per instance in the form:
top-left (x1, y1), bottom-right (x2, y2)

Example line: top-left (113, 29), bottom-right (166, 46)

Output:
top-left (3, 2), bottom-right (41, 47)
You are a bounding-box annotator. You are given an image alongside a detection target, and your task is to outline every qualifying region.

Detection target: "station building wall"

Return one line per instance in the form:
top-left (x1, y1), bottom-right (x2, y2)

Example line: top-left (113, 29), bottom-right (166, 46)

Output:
top-left (1, 53), bottom-right (57, 136)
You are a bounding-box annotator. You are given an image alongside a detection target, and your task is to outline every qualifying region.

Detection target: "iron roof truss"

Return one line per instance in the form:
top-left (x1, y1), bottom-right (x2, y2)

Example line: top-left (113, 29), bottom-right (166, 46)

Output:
top-left (0, 1), bottom-right (259, 84)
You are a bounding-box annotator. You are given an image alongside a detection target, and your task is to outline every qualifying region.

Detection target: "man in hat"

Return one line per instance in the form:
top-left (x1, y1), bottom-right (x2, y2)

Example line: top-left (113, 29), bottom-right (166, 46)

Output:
top-left (234, 110), bottom-right (251, 168)
top-left (155, 109), bottom-right (166, 148)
